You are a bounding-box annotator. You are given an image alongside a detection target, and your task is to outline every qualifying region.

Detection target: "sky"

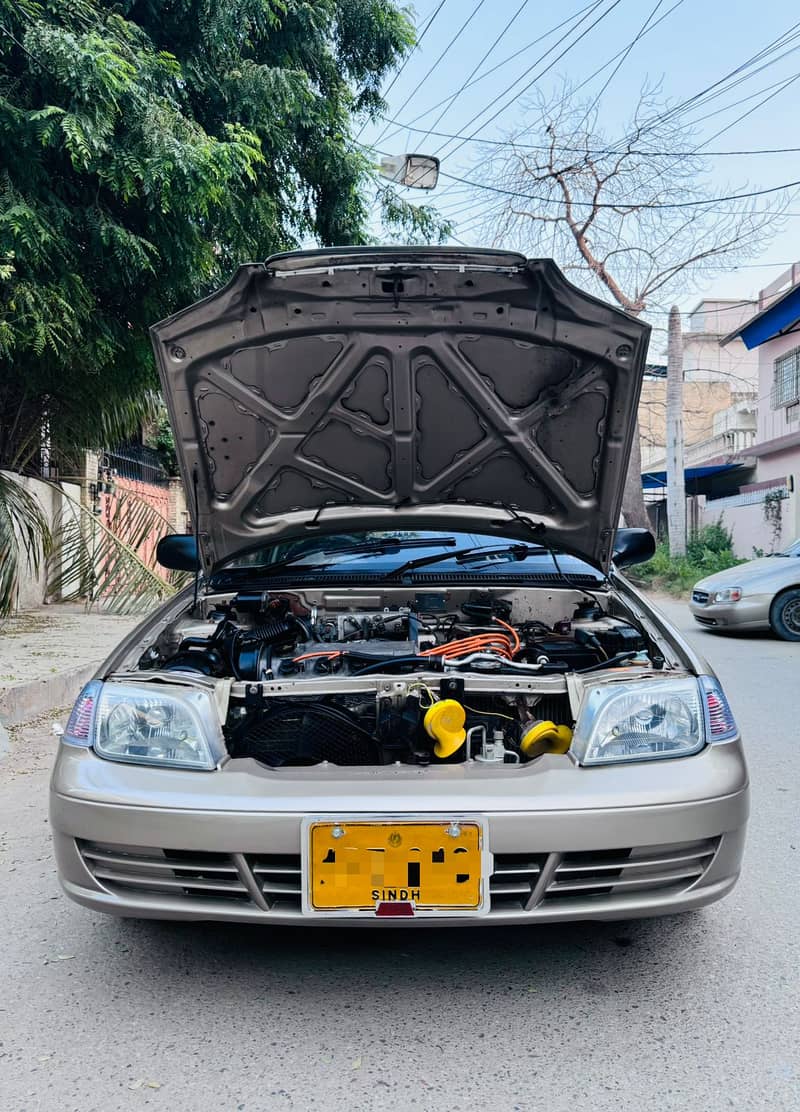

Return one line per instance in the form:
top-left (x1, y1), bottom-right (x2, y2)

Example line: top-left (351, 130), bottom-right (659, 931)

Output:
top-left (356, 0), bottom-right (800, 346)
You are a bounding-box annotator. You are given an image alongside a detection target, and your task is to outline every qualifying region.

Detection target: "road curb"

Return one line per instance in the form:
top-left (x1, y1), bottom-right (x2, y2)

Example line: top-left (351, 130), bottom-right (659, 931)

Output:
top-left (0, 662), bottom-right (98, 728)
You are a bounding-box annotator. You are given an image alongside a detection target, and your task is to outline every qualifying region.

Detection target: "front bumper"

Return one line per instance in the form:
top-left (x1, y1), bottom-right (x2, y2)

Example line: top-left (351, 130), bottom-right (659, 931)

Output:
top-left (50, 743), bottom-right (749, 925)
top-left (689, 592), bottom-right (771, 630)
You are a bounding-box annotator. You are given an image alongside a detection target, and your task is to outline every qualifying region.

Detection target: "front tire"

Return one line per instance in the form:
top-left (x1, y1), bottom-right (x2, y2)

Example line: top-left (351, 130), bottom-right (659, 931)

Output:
top-left (769, 588), bottom-right (800, 641)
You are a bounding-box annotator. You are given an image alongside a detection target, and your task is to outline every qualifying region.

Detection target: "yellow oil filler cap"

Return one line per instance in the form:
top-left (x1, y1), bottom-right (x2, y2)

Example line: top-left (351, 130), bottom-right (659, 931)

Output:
top-left (424, 699), bottom-right (467, 759)
top-left (520, 720), bottom-right (573, 758)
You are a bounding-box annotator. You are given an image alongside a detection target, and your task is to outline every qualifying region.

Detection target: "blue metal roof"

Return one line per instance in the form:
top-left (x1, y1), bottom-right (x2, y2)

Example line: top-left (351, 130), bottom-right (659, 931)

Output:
top-left (642, 463), bottom-right (742, 490)
top-left (726, 284), bottom-right (800, 350)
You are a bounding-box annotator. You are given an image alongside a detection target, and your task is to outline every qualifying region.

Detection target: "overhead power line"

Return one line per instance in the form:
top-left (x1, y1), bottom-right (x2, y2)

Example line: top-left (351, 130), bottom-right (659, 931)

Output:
top-left (433, 0), bottom-right (625, 162)
top-left (430, 180), bottom-right (800, 244)
top-left (356, 0), bottom-right (448, 141)
top-left (415, 0), bottom-right (532, 148)
top-left (607, 19), bottom-right (800, 151)
top-left (432, 165), bottom-right (800, 211)
top-left (584, 26), bottom-right (800, 221)
top-left (681, 68), bottom-right (800, 132)
top-left (431, 16), bottom-right (800, 164)
top-left (692, 70), bottom-right (800, 149)
top-left (505, 0), bottom-right (688, 149)
top-left (382, 1), bottom-right (447, 99)
top-left (418, 35), bottom-right (800, 220)
top-left (372, 0), bottom-right (488, 148)
top-left (371, 117), bottom-right (800, 157)
top-left (577, 0), bottom-right (676, 129)
top-left (417, 0), bottom-right (684, 162)
top-left (377, 1), bottom-right (600, 148)
top-left (445, 217), bottom-right (797, 274)
top-left (634, 300), bottom-right (763, 316)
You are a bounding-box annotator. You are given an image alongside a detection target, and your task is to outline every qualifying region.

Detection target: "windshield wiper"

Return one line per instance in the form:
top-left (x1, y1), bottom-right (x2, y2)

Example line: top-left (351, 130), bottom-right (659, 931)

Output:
top-left (248, 536), bottom-right (458, 577)
top-left (381, 543), bottom-right (546, 580)
top-left (322, 536), bottom-right (457, 557)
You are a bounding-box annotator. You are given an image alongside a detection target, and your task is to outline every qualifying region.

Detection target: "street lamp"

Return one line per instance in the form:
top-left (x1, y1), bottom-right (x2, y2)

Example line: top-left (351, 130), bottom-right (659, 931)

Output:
top-left (377, 153), bottom-right (440, 190)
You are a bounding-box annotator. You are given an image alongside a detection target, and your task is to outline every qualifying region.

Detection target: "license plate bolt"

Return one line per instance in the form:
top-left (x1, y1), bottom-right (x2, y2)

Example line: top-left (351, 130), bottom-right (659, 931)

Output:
top-left (446, 823), bottom-right (462, 838)
top-left (331, 825), bottom-right (345, 839)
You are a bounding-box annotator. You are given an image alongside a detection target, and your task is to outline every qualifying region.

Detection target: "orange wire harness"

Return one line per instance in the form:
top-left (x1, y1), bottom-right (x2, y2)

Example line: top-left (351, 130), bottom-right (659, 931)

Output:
top-left (292, 650), bottom-right (343, 662)
top-left (292, 619), bottom-right (521, 666)
top-left (492, 616), bottom-right (521, 654)
top-left (418, 617), bottom-right (521, 661)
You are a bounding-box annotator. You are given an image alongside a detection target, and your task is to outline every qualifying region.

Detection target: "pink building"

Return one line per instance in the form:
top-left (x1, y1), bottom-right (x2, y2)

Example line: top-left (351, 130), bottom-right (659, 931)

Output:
top-left (713, 263), bottom-right (800, 555)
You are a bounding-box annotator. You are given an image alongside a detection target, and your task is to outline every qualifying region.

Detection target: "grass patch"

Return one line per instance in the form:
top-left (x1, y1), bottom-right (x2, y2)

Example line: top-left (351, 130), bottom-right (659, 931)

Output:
top-left (629, 521), bottom-right (745, 596)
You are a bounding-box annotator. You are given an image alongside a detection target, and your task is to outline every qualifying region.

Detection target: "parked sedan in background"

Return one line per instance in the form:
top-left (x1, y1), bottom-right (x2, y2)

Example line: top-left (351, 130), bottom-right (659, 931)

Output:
top-left (690, 538), bottom-right (800, 640)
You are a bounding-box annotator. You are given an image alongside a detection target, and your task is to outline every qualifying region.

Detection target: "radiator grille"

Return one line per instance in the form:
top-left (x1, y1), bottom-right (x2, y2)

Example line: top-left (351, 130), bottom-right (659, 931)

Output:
top-left (77, 836), bottom-right (720, 915)
top-left (543, 838), bottom-right (720, 905)
top-left (247, 853), bottom-right (302, 909)
top-left (489, 853), bottom-right (546, 909)
top-left (78, 841), bottom-right (251, 902)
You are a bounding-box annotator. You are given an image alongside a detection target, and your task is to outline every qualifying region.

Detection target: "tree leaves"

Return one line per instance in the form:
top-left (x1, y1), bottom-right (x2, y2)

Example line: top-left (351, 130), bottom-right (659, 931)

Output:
top-left (0, 0), bottom-right (418, 471)
top-left (378, 185), bottom-right (454, 246)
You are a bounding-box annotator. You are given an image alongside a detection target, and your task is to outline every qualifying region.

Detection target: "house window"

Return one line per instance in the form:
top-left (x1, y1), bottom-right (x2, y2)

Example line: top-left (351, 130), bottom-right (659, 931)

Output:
top-left (787, 401), bottom-right (800, 424)
top-left (772, 347), bottom-right (800, 408)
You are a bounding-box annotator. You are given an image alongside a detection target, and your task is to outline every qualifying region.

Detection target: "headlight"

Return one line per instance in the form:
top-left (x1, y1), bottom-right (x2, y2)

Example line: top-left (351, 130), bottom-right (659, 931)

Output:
top-left (712, 587), bottom-right (742, 603)
top-left (63, 681), bottom-right (225, 770)
top-left (571, 678), bottom-right (714, 766)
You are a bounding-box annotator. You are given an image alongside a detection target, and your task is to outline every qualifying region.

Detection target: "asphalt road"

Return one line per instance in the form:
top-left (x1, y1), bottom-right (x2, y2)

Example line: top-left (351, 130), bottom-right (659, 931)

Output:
top-left (0, 596), bottom-right (797, 1112)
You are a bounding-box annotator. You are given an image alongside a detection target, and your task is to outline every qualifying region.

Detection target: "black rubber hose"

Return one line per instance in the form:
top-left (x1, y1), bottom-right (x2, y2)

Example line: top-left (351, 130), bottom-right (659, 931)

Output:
top-left (577, 651), bottom-right (639, 674)
top-left (291, 615), bottom-right (314, 641)
top-left (240, 617), bottom-right (294, 644)
top-left (352, 656), bottom-right (440, 676)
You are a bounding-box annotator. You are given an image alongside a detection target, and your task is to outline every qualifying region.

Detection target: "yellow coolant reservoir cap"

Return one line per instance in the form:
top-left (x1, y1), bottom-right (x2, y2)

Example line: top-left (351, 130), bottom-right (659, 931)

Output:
top-left (520, 720), bottom-right (573, 757)
top-left (424, 699), bottom-right (467, 759)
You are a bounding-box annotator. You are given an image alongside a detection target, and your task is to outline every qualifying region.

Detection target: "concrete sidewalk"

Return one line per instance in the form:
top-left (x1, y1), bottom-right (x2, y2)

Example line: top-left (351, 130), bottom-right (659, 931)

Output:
top-left (0, 605), bottom-right (141, 729)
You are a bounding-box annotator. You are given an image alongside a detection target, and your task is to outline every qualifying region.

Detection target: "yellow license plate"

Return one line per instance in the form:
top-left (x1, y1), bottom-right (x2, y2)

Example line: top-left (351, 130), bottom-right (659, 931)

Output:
top-left (306, 820), bottom-right (484, 912)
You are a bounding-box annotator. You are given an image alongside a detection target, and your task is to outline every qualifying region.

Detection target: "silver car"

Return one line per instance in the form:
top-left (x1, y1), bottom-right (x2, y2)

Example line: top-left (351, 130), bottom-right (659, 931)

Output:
top-left (50, 247), bottom-right (748, 926)
top-left (690, 539), bottom-right (800, 640)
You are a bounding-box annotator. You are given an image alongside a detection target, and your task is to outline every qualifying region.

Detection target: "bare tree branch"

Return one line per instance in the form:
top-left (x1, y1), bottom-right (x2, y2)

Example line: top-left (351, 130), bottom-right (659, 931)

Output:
top-left (462, 80), bottom-right (789, 527)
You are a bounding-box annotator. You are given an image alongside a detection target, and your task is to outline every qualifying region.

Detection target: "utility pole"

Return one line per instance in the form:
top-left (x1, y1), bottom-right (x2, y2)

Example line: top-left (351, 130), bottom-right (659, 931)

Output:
top-left (666, 305), bottom-right (686, 555)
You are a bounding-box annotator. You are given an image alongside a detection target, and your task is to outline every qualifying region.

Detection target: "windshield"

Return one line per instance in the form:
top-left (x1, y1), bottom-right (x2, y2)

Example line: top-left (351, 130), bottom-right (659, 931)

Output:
top-left (782, 538), bottom-right (800, 557)
top-left (215, 530), bottom-right (603, 583)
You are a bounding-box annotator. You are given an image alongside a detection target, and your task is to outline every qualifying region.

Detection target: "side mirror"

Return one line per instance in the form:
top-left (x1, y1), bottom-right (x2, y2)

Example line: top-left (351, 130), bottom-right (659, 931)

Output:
top-left (157, 534), bottom-right (200, 572)
top-left (613, 528), bottom-right (655, 568)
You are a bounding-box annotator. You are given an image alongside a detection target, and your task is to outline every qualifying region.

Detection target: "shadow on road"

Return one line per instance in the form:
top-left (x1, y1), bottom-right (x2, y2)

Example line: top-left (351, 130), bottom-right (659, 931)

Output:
top-left (692, 627), bottom-right (783, 642)
top-left (96, 908), bottom-right (718, 1003)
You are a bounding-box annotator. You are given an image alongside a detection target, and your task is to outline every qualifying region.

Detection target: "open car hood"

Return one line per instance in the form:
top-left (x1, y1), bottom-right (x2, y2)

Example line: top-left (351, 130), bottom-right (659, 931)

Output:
top-left (151, 247), bottom-right (650, 572)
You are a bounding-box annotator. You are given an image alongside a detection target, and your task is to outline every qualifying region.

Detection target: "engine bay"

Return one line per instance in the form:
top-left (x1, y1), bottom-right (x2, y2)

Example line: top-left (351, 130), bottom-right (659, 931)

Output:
top-left (132, 585), bottom-right (659, 770)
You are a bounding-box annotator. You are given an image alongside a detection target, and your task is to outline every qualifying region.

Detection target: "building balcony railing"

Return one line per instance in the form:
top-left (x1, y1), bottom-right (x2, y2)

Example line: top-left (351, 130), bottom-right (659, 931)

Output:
top-left (645, 428), bottom-right (757, 474)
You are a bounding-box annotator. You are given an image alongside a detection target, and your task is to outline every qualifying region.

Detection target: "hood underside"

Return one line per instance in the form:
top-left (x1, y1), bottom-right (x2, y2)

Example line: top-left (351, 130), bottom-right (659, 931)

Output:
top-left (151, 247), bottom-right (650, 572)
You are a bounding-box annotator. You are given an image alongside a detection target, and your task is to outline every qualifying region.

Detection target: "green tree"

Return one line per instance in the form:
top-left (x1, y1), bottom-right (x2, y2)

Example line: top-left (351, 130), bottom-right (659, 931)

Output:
top-left (0, 0), bottom-right (435, 472)
top-left (0, 0), bottom-right (446, 611)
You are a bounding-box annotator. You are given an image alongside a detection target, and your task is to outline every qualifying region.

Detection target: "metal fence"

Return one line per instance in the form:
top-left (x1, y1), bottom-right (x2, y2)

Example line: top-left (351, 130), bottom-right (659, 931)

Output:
top-left (105, 444), bottom-right (169, 487)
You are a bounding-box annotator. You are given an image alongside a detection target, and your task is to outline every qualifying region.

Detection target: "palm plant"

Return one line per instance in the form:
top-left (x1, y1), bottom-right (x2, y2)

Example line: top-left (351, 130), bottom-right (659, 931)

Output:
top-left (0, 471), bottom-right (189, 617)
top-left (0, 470), bottom-right (52, 616)
top-left (46, 483), bottom-right (190, 615)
